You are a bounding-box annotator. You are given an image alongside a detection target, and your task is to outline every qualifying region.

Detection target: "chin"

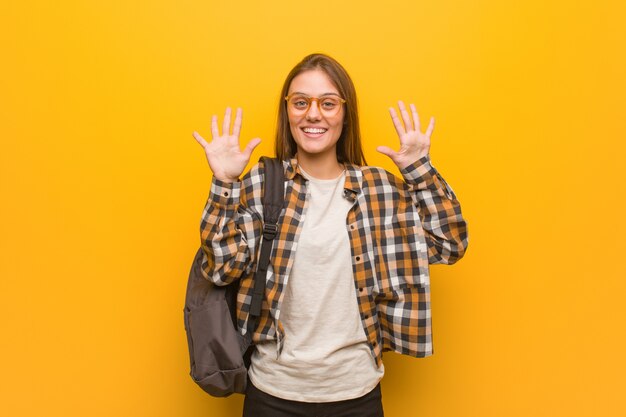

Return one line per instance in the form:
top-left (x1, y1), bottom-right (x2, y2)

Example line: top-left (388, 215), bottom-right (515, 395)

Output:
top-left (295, 141), bottom-right (333, 156)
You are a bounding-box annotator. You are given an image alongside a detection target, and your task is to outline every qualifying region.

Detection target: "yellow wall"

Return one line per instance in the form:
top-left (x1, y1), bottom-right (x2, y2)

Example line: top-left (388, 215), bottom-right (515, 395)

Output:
top-left (2, 1), bottom-right (625, 416)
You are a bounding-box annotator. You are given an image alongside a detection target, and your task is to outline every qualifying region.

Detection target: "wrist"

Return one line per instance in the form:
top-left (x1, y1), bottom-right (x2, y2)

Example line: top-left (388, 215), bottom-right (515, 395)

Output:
top-left (398, 153), bottom-right (429, 170)
top-left (213, 175), bottom-right (239, 183)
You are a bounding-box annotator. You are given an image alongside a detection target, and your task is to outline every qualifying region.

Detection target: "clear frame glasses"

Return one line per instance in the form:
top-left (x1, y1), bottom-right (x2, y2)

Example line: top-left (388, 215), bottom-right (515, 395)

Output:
top-left (284, 93), bottom-right (346, 117)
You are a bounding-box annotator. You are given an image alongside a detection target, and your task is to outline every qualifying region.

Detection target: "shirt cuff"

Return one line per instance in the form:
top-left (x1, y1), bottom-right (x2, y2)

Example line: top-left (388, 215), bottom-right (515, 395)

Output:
top-left (399, 155), bottom-right (438, 189)
top-left (209, 176), bottom-right (241, 207)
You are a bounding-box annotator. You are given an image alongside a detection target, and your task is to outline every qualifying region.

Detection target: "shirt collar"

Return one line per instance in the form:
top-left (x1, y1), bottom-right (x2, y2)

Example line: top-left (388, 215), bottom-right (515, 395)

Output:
top-left (283, 154), bottom-right (362, 200)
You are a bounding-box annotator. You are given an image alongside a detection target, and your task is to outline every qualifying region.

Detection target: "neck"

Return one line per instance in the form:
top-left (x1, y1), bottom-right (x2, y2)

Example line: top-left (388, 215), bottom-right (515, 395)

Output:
top-left (296, 150), bottom-right (344, 180)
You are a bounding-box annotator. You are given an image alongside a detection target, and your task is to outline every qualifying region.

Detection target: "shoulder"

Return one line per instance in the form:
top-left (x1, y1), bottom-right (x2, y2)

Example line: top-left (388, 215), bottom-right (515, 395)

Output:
top-left (242, 157), bottom-right (287, 182)
top-left (240, 161), bottom-right (263, 189)
top-left (237, 159), bottom-right (269, 208)
top-left (239, 157), bottom-right (289, 206)
top-left (358, 164), bottom-right (407, 190)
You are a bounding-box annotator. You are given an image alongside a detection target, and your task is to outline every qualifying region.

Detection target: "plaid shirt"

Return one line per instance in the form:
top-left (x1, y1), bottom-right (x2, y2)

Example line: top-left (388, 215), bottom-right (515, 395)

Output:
top-left (200, 155), bottom-right (468, 367)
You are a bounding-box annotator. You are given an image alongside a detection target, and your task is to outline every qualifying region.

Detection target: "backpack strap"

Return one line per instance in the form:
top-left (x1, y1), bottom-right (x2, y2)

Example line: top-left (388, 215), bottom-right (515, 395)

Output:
top-left (248, 157), bottom-right (285, 331)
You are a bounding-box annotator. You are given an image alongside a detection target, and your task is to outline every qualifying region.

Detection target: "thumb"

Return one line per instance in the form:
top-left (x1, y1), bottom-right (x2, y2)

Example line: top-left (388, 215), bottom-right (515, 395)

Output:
top-left (376, 146), bottom-right (396, 158)
top-left (242, 137), bottom-right (262, 159)
top-left (192, 131), bottom-right (208, 147)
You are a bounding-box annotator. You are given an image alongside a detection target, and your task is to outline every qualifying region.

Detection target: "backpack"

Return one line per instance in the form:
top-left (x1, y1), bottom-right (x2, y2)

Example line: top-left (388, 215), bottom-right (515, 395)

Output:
top-left (183, 156), bottom-right (285, 397)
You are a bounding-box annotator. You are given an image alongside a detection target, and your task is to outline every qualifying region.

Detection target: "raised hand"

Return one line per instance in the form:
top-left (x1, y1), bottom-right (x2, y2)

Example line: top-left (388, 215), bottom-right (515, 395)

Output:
top-left (377, 100), bottom-right (434, 170)
top-left (192, 107), bottom-right (261, 183)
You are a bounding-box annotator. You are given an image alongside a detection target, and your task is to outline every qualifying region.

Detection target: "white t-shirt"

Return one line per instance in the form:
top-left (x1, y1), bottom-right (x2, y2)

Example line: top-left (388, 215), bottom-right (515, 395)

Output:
top-left (248, 165), bottom-right (385, 402)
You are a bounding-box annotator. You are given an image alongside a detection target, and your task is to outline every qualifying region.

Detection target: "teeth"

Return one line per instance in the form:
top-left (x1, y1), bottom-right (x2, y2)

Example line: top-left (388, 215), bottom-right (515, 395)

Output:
top-left (303, 128), bottom-right (327, 134)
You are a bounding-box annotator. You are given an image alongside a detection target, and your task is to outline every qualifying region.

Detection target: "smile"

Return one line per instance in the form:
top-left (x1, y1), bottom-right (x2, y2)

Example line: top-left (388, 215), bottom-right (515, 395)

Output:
top-left (302, 127), bottom-right (328, 134)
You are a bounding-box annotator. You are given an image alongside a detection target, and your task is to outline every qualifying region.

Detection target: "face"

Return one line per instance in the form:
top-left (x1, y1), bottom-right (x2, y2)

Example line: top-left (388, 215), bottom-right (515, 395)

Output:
top-left (287, 69), bottom-right (345, 160)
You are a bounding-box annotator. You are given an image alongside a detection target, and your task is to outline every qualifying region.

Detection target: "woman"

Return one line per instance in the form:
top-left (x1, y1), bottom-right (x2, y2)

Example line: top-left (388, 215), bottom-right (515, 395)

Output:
top-left (192, 53), bottom-right (468, 417)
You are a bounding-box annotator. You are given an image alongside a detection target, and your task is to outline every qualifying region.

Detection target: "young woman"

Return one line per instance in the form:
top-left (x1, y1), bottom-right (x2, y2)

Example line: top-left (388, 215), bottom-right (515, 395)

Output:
top-left (192, 53), bottom-right (468, 417)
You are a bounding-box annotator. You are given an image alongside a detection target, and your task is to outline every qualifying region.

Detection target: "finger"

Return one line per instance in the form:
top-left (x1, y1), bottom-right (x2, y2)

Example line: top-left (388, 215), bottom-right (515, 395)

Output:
top-left (389, 107), bottom-right (405, 137)
top-left (222, 107), bottom-right (232, 136)
top-left (425, 116), bottom-right (435, 138)
top-left (410, 104), bottom-right (421, 132)
top-left (211, 115), bottom-right (219, 139)
top-left (192, 131), bottom-right (208, 147)
top-left (242, 137), bottom-right (262, 159)
top-left (398, 100), bottom-right (413, 131)
top-left (232, 107), bottom-right (243, 138)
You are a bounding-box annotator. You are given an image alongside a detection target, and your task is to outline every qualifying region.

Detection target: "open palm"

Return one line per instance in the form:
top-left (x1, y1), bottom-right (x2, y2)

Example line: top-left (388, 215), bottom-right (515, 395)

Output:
top-left (192, 107), bottom-right (261, 182)
top-left (377, 100), bottom-right (434, 170)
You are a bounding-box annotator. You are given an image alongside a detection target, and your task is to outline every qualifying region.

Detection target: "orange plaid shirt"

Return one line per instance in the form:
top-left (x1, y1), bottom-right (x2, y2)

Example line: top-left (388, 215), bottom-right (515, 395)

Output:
top-left (200, 155), bottom-right (468, 367)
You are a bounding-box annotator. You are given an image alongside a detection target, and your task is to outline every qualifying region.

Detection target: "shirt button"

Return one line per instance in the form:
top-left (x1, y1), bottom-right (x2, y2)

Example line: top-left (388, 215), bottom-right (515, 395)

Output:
top-left (359, 287), bottom-right (364, 292)
top-left (223, 191), bottom-right (229, 197)
top-left (364, 314), bottom-right (369, 319)
top-left (356, 256), bottom-right (360, 261)
top-left (350, 224), bottom-right (355, 230)
top-left (373, 341), bottom-right (377, 347)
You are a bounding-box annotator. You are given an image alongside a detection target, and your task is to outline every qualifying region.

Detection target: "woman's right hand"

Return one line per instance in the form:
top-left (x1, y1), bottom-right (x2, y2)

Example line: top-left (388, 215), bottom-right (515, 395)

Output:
top-left (192, 107), bottom-right (262, 183)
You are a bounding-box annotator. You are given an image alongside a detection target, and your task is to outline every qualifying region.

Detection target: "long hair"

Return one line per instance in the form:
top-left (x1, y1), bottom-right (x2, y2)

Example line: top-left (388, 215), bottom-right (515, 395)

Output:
top-left (274, 53), bottom-right (367, 166)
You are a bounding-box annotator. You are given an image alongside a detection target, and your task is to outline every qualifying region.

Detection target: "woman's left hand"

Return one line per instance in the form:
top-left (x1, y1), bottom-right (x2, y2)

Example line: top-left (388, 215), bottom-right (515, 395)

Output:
top-left (377, 100), bottom-right (434, 170)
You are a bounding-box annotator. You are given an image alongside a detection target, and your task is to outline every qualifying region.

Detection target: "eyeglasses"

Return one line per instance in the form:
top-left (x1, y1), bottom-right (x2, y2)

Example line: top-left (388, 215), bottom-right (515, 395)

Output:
top-left (284, 93), bottom-right (346, 117)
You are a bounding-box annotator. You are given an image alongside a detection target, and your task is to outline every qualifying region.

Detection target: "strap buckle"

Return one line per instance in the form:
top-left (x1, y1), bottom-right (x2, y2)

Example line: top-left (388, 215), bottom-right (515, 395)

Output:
top-left (263, 223), bottom-right (278, 240)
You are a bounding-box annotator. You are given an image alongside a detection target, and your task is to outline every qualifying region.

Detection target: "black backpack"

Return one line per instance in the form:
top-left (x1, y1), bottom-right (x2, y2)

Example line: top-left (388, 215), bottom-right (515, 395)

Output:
top-left (183, 157), bottom-right (285, 396)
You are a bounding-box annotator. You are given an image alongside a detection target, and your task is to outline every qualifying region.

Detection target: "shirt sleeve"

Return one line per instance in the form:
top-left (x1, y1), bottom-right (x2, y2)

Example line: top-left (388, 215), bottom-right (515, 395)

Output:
top-left (199, 169), bottom-right (263, 285)
top-left (400, 155), bottom-right (469, 264)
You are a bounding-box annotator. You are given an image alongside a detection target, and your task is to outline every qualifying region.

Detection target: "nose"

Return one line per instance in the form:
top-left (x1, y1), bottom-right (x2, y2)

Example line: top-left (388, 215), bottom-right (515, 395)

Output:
top-left (305, 98), bottom-right (322, 121)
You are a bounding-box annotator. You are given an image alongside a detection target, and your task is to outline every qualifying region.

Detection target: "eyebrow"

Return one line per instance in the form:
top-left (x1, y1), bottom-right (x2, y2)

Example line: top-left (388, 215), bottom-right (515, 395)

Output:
top-left (290, 91), bottom-right (341, 97)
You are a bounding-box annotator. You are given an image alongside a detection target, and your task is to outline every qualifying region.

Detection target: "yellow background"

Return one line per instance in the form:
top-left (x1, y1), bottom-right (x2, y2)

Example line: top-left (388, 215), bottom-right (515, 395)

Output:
top-left (2, 0), bottom-right (625, 416)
